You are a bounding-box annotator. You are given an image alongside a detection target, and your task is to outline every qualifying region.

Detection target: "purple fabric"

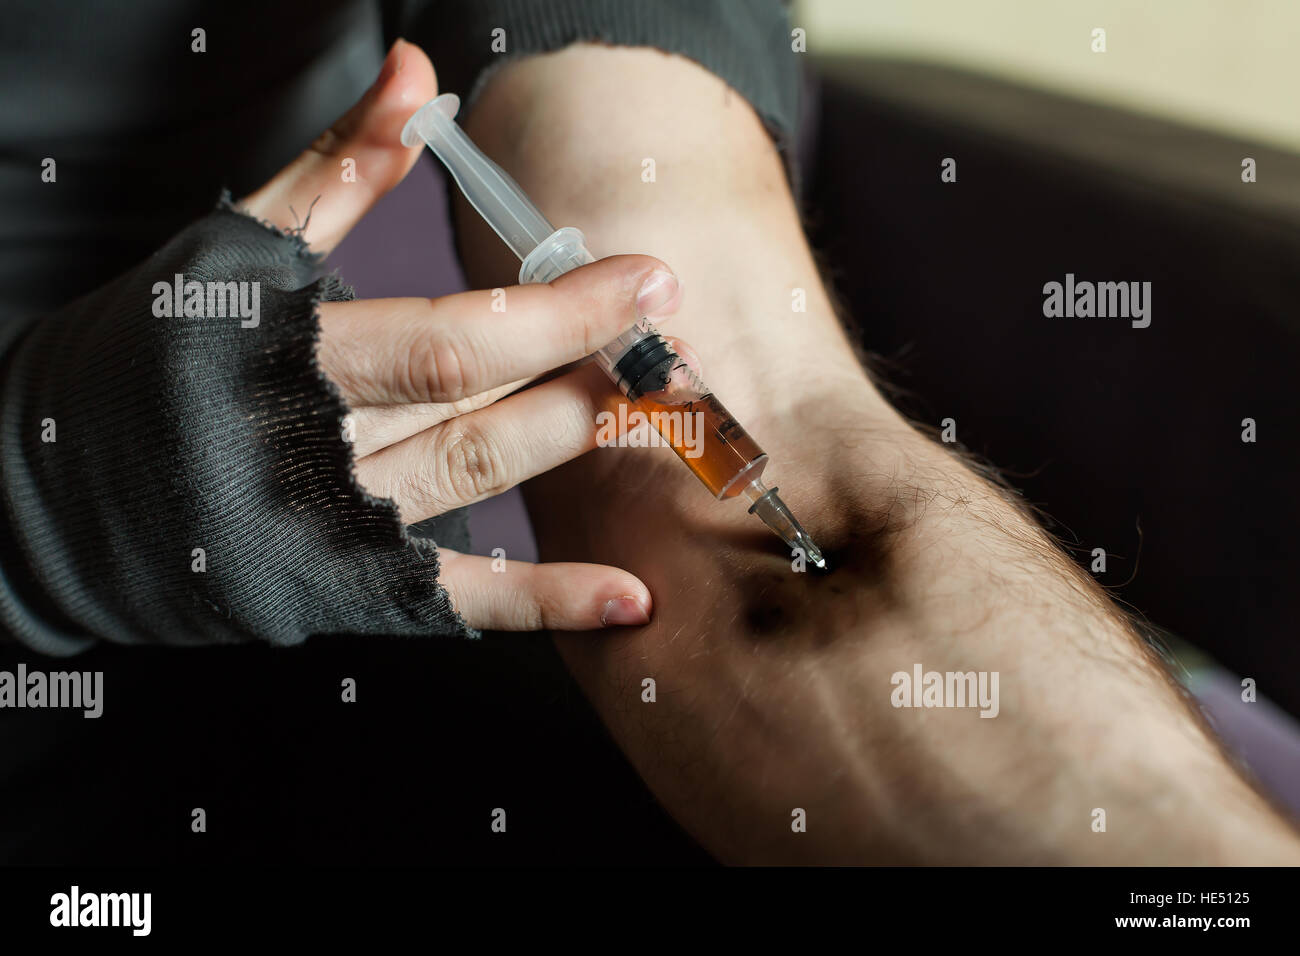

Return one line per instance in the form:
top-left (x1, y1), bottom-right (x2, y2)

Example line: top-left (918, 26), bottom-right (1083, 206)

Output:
top-left (1190, 668), bottom-right (1300, 817)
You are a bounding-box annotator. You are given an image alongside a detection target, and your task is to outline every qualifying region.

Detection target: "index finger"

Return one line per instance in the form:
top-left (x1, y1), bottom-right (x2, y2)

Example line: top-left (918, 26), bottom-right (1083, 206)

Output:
top-left (317, 254), bottom-right (681, 407)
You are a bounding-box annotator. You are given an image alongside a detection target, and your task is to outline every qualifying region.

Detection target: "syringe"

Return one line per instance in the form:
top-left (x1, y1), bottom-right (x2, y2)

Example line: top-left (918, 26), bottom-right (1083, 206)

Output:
top-left (402, 95), bottom-right (827, 570)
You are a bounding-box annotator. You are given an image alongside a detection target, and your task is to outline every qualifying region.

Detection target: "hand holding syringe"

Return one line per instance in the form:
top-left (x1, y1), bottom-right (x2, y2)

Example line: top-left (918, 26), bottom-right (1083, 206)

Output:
top-left (403, 95), bottom-right (826, 569)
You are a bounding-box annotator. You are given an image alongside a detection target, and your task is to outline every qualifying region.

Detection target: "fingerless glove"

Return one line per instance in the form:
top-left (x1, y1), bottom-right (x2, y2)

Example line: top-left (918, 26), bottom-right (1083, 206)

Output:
top-left (0, 198), bottom-right (475, 655)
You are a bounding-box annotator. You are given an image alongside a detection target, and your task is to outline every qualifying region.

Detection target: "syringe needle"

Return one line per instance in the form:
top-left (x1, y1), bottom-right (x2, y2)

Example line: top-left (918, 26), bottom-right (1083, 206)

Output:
top-left (745, 481), bottom-right (828, 571)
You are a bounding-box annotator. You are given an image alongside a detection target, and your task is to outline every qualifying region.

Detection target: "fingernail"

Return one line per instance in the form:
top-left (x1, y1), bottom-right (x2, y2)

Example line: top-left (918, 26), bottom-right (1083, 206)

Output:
top-left (601, 596), bottom-right (651, 627)
top-left (635, 270), bottom-right (680, 319)
top-left (374, 39), bottom-right (405, 89)
top-left (666, 337), bottom-right (703, 378)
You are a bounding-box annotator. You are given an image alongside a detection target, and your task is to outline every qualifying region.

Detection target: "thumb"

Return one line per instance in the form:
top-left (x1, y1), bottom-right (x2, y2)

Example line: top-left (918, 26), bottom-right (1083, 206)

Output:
top-left (435, 549), bottom-right (653, 631)
top-left (240, 38), bottom-right (437, 256)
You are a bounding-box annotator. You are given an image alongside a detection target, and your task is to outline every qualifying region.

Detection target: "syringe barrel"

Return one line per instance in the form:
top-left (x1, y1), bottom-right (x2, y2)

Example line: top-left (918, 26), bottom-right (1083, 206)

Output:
top-left (518, 228), bottom-right (768, 499)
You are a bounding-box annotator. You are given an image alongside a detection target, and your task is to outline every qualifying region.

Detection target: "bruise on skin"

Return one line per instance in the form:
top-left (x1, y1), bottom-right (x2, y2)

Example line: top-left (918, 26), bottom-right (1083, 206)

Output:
top-left (730, 472), bottom-right (920, 645)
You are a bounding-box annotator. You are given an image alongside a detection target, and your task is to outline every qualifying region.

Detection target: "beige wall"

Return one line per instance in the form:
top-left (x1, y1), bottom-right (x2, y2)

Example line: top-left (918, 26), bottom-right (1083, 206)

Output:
top-left (794, 0), bottom-right (1300, 151)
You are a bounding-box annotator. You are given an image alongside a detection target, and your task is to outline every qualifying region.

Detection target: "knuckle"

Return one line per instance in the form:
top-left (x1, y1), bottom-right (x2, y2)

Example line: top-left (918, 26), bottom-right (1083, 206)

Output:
top-left (309, 107), bottom-right (363, 158)
top-left (439, 425), bottom-right (508, 504)
top-left (413, 333), bottom-right (471, 402)
top-left (308, 123), bottom-right (346, 158)
top-left (512, 591), bottom-right (547, 631)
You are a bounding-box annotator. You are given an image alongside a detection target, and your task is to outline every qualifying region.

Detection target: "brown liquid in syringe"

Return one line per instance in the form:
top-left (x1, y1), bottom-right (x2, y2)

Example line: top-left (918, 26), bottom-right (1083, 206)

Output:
top-left (632, 391), bottom-right (765, 498)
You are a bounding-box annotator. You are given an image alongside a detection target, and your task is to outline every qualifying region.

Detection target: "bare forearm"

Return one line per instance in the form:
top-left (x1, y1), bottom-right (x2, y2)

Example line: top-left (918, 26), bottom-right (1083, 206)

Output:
top-left (457, 46), bottom-right (1300, 863)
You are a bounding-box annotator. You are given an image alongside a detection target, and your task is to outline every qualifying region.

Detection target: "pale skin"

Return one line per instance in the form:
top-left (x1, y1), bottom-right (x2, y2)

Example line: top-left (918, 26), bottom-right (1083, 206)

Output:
top-left (247, 40), bottom-right (1300, 863)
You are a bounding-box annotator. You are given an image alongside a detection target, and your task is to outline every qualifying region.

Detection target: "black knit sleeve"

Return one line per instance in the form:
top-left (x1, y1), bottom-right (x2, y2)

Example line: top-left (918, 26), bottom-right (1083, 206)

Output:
top-left (400, 0), bottom-right (800, 173)
top-left (0, 197), bottom-right (476, 655)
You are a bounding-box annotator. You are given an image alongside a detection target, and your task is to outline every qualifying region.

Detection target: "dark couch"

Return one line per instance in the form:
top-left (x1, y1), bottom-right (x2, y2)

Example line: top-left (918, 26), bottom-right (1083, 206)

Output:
top-left (807, 57), bottom-right (1300, 720)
